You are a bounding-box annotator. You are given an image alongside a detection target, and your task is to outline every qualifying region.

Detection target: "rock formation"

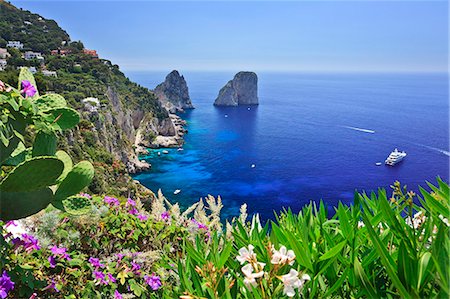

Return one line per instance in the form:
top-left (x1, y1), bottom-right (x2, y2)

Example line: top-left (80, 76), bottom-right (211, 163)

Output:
top-left (154, 70), bottom-right (194, 113)
top-left (214, 71), bottom-right (258, 106)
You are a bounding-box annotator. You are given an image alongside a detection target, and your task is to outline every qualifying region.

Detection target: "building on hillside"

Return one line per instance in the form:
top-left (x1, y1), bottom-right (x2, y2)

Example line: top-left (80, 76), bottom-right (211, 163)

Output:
top-left (83, 49), bottom-right (98, 58)
top-left (82, 97), bottom-right (100, 112)
top-left (24, 51), bottom-right (44, 61)
top-left (28, 67), bottom-right (37, 74)
top-left (24, 21), bottom-right (32, 25)
top-left (51, 49), bottom-right (71, 56)
top-left (0, 48), bottom-right (9, 59)
top-left (0, 59), bottom-right (7, 71)
top-left (6, 41), bottom-right (24, 49)
top-left (42, 70), bottom-right (57, 77)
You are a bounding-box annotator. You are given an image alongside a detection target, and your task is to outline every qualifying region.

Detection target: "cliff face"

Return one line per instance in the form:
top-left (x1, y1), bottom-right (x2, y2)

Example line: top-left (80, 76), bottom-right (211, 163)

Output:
top-left (154, 70), bottom-right (194, 113)
top-left (214, 72), bottom-right (258, 106)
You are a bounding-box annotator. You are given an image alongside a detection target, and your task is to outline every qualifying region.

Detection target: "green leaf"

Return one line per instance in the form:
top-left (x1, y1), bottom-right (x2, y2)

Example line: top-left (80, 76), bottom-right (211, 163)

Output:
top-left (319, 240), bottom-right (347, 261)
top-left (0, 156), bottom-right (64, 192)
top-left (218, 241), bottom-right (232, 268)
top-left (2, 143), bottom-right (30, 166)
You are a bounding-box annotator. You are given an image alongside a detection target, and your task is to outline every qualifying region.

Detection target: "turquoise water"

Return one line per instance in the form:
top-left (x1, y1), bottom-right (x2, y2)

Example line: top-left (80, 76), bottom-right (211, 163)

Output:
top-left (129, 72), bottom-right (449, 220)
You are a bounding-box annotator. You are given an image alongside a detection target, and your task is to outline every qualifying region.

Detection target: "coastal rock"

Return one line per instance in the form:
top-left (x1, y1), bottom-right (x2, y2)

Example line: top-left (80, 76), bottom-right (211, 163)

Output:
top-left (214, 71), bottom-right (258, 106)
top-left (155, 70), bottom-right (194, 113)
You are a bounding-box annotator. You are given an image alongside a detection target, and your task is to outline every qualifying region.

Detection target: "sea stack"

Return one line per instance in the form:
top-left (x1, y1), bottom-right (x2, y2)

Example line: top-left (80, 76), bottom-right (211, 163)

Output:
top-left (154, 70), bottom-right (194, 113)
top-left (214, 71), bottom-right (258, 106)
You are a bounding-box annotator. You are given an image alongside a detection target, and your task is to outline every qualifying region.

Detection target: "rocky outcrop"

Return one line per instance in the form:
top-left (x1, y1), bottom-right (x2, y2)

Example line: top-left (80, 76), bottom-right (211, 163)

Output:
top-left (214, 71), bottom-right (258, 106)
top-left (154, 70), bottom-right (194, 113)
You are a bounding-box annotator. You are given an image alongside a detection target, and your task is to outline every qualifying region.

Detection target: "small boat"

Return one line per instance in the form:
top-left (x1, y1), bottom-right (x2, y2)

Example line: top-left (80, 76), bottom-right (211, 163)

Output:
top-left (177, 148), bottom-right (184, 151)
top-left (385, 149), bottom-right (407, 166)
top-left (157, 152), bottom-right (161, 156)
top-left (174, 189), bottom-right (181, 195)
top-left (224, 114), bottom-right (228, 118)
top-left (162, 150), bottom-right (169, 154)
top-left (247, 107), bottom-right (251, 111)
top-left (251, 164), bottom-right (256, 168)
top-left (375, 162), bottom-right (382, 166)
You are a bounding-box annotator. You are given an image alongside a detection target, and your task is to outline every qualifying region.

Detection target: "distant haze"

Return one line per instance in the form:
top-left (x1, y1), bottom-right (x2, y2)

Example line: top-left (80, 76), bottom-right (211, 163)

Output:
top-left (12, 0), bottom-right (449, 73)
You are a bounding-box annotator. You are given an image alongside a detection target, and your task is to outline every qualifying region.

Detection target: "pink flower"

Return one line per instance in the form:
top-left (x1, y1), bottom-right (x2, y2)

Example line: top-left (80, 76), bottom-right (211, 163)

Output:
top-left (128, 208), bottom-right (138, 215)
top-left (161, 211), bottom-right (170, 221)
top-left (114, 290), bottom-right (123, 299)
top-left (20, 80), bottom-right (36, 98)
top-left (0, 80), bottom-right (5, 92)
top-left (137, 214), bottom-right (148, 221)
top-left (104, 196), bottom-right (120, 207)
top-left (89, 257), bottom-right (105, 268)
top-left (126, 198), bottom-right (136, 207)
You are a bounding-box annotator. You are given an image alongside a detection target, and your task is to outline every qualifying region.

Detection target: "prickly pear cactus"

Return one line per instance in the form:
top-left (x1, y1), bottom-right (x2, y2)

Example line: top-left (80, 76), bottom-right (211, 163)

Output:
top-left (54, 161), bottom-right (95, 202)
top-left (32, 130), bottom-right (57, 157)
top-left (0, 69), bottom-right (95, 220)
top-left (60, 196), bottom-right (92, 216)
top-left (0, 156), bottom-right (64, 192)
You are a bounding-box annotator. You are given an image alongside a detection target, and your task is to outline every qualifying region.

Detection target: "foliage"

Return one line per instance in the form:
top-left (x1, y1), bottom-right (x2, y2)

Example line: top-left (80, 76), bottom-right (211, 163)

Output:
top-left (0, 1), bottom-right (70, 53)
top-left (0, 69), bottom-right (94, 220)
top-left (0, 179), bottom-right (448, 298)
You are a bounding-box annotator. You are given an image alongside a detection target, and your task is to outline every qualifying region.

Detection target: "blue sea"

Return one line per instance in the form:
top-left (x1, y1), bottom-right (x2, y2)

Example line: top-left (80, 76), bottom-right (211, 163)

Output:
top-left (128, 71), bottom-right (449, 220)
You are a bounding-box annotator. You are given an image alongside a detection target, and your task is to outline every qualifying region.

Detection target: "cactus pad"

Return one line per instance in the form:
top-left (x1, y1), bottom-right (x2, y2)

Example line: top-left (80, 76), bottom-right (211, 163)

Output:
top-left (60, 196), bottom-right (92, 215)
top-left (55, 150), bottom-right (73, 183)
top-left (54, 161), bottom-right (94, 201)
top-left (0, 156), bottom-right (64, 192)
top-left (0, 187), bottom-right (53, 221)
top-left (32, 130), bottom-right (57, 157)
top-left (33, 94), bottom-right (66, 112)
top-left (45, 108), bottom-right (80, 130)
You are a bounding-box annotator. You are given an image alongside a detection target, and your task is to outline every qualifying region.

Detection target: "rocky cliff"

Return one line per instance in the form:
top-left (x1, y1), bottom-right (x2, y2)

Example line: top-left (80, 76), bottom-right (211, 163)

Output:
top-left (154, 70), bottom-right (194, 113)
top-left (214, 72), bottom-right (258, 106)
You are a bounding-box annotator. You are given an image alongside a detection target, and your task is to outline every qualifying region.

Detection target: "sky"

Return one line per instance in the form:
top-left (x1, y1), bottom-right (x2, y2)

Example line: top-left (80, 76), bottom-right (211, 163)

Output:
top-left (11, 0), bottom-right (449, 72)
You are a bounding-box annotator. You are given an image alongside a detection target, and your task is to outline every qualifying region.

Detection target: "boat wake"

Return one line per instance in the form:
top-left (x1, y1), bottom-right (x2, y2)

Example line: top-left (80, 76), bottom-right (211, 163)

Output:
top-left (343, 126), bottom-right (375, 134)
top-left (418, 144), bottom-right (450, 157)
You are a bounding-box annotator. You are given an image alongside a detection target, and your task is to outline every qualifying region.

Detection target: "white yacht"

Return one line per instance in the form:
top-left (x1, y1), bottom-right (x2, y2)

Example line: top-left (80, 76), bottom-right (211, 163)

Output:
top-left (385, 149), bottom-right (407, 166)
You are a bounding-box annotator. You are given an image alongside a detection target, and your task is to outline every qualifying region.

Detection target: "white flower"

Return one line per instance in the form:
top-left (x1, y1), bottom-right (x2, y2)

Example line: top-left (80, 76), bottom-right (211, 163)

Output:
top-left (439, 214), bottom-right (449, 226)
top-left (280, 269), bottom-right (310, 297)
top-left (241, 263), bottom-right (265, 288)
top-left (236, 245), bottom-right (256, 264)
top-left (271, 245), bottom-right (296, 265)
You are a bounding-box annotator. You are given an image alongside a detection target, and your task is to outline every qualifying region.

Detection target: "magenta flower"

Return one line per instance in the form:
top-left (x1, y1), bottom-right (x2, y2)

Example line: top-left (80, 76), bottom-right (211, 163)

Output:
top-left (107, 273), bottom-right (116, 283)
top-left (161, 211), bottom-right (170, 221)
top-left (116, 253), bottom-right (125, 264)
top-left (131, 261), bottom-right (141, 274)
top-left (20, 234), bottom-right (40, 252)
top-left (43, 279), bottom-right (59, 292)
top-left (20, 80), bottom-right (37, 98)
top-left (137, 214), bottom-right (148, 221)
top-left (126, 198), bottom-right (136, 207)
top-left (114, 290), bottom-right (123, 299)
top-left (104, 196), bottom-right (120, 207)
top-left (4, 221), bottom-right (17, 228)
top-left (89, 257), bottom-right (105, 269)
top-left (93, 271), bottom-right (105, 281)
top-left (79, 193), bottom-right (92, 199)
top-left (144, 273), bottom-right (162, 291)
top-left (192, 219), bottom-right (208, 230)
top-left (50, 246), bottom-right (71, 260)
top-left (0, 80), bottom-right (5, 92)
top-left (0, 271), bottom-right (15, 299)
top-left (48, 255), bottom-right (57, 268)
top-left (128, 208), bottom-right (138, 215)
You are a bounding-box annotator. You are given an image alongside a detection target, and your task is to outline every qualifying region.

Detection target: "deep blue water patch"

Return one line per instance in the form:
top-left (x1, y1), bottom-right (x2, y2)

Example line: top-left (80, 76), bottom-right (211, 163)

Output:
top-left (129, 71), bottom-right (449, 220)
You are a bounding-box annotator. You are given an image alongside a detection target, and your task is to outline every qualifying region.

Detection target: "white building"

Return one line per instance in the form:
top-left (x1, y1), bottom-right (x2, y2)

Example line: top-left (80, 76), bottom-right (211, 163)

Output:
top-left (0, 59), bottom-right (7, 71)
top-left (42, 70), bottom-right (57, 77)
top-left (0, 48), bottom-right (9, 59)
top-left (28, 67), bottom-right (37, 74)
top-left (24, 51), bottom-right (44, 61)
top-left (82, 97), bottom-right (100, 112)
top-left (6, 41), bottom-right (24, 50)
